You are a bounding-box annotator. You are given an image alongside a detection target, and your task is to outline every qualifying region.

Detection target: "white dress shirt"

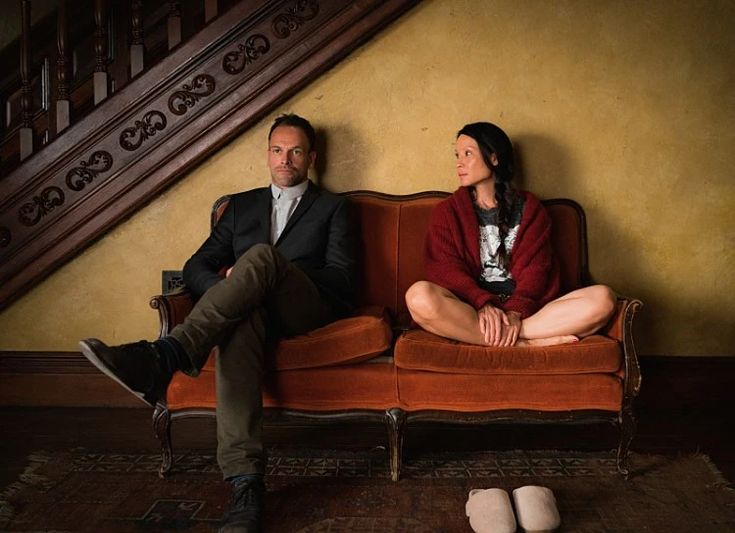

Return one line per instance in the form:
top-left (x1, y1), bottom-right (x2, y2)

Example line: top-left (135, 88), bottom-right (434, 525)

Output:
top-left (270, 180), bottom-right (309, 243)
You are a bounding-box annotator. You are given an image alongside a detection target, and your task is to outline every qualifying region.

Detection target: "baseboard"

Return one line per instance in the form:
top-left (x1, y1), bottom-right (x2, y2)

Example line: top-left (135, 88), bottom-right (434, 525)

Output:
top-left (637, 355), bottom-right (735, 410)
top-left (1, 351), bottom-right (734, 409)
top-left (0, 351), bottom-right (141, 407)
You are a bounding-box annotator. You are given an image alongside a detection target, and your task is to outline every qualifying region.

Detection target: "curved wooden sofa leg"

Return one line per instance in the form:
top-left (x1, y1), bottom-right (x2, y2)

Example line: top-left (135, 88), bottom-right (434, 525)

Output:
top-left (384, 408), bottom-right (406, 482)
top-left (153, 402), bottom-right (173, 478)
top-left (617, 405), bottom-right (637, 479)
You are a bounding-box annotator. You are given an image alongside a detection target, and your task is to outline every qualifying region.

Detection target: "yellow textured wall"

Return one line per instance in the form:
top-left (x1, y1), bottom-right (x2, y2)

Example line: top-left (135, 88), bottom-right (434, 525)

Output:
top-left (1, 0), bottom-right (733, 355)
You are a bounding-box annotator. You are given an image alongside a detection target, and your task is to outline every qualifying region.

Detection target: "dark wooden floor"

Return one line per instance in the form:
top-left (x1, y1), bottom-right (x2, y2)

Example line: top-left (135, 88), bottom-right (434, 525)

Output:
top-left (1, 406), bottom-right (733, 490)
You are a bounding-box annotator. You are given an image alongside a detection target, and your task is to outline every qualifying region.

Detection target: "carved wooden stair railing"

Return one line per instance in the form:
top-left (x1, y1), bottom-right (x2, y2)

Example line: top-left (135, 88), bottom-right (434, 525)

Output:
top-left (0, 0), bottom-right (419, 310)
top-left (2, 0), bottom-right (224, 173)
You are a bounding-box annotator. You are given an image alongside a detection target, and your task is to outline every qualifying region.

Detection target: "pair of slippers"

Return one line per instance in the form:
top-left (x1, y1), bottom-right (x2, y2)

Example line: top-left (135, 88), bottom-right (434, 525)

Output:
top-left (466, 486), bottom-right (560, 533)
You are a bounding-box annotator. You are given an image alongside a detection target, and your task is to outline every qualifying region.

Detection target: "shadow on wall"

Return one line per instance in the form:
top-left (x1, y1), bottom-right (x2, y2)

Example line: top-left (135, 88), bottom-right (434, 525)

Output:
top-left (580, 195), bottom-right (728, 355)
top-left (584, 202), bottom-right (655, 352)
top-left (313, 124), bottom-right (369, 191)
top-left (313, 127), bottom-right (329, 185)
top-left (515, 133), bottom-right (649, 354)
top-left (512, 133), bottom-right (574, 197)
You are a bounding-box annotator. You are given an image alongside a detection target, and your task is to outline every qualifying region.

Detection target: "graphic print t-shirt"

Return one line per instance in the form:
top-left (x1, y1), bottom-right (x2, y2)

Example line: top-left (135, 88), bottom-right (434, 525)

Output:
top-left (473, 196), bottom-right (525, 296)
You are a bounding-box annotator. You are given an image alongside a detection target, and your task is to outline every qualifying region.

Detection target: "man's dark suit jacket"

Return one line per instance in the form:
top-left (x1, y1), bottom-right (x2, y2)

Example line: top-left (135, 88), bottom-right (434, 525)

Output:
top-left (182, 180), bottom-right (358, 316)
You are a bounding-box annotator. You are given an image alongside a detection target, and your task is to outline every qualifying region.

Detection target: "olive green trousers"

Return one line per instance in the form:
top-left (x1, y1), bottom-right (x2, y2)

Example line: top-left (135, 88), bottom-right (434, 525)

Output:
top-left (169, 244), bottom-right (334, 478)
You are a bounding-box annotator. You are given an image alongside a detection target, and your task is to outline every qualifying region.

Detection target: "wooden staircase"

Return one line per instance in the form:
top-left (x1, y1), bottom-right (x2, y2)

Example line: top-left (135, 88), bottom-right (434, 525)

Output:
top-left (0, 0), bottom-right (419, 310)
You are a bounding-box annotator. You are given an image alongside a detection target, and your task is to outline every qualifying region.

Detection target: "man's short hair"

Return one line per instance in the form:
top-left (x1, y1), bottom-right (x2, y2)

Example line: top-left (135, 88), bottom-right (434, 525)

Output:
top-left (269, 113), bottom-right (316, 152)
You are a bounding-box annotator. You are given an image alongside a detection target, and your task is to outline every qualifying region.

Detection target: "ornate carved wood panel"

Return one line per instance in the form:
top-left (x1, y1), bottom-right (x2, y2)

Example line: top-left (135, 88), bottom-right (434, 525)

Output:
top-left (0, 0), bottom-right (419, 309)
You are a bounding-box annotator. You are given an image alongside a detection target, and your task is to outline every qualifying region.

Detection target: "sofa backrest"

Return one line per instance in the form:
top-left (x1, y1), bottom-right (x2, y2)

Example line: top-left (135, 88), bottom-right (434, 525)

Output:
top-left (345, 191), bottom-right (444, 321)
top-left (344, 192), bottom-right (589, 319)
top-left (544, 199), bottom-right (588, 293)
top-left (210, 191), bottom-right (588, 320)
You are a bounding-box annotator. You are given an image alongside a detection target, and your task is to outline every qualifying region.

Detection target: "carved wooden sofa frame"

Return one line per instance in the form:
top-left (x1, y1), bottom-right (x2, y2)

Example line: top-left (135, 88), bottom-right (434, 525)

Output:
top-left (150, 190), bottom-right (642, 481)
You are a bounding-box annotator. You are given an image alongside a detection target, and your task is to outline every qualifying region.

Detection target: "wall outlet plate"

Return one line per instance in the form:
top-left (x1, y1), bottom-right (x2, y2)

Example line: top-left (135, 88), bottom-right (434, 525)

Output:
top-left (162, 270), bottom-right (184, 294)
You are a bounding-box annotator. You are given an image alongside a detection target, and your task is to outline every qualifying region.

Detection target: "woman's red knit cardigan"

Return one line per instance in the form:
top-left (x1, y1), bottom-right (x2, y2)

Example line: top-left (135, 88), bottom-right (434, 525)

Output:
top-left (424, 187), bottom-right (560, 319)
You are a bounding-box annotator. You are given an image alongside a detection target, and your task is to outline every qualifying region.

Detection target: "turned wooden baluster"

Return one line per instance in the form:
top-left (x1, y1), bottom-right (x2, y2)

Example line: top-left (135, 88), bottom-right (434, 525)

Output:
top-left (205, 0), bottom-right (218, 23)
top-left (130, 0), bottom-right (145, 77)
top-left (93, 0), bottom-right (109, 104)
top-left (56, 0), bottom-right (70, 133)
top-left (167, 1), bottom-right (181, 50)
top-left (19, 0), bottom-right (34, 160)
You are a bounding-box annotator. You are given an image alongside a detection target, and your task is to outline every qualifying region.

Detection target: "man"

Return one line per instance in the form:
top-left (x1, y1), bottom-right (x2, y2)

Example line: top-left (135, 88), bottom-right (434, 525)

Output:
top-left (80, 114), bottom-right (358, 533)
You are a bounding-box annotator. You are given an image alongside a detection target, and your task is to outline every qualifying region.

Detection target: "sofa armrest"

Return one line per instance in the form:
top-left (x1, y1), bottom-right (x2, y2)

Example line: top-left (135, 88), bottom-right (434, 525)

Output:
top-left (149, 289), bottom-right (194, 338)
top-left (601, 296), bottom-right (644, 399)
top-left (600, 297), bottom-right (639, 342)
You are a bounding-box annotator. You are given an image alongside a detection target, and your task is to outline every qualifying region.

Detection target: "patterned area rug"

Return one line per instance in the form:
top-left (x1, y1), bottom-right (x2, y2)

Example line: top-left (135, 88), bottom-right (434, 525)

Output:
top-left (1, 448), bottom-right (733, 532)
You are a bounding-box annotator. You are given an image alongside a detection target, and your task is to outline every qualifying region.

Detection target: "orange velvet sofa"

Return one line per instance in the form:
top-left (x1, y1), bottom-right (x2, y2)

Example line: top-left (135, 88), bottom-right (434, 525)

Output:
top-left (150, 191), bottom-right (642, 480)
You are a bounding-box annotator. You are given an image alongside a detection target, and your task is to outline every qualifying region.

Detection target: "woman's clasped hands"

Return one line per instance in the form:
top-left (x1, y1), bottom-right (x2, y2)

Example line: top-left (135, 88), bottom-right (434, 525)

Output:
top-left (477, 304), bottom-right (522, 347)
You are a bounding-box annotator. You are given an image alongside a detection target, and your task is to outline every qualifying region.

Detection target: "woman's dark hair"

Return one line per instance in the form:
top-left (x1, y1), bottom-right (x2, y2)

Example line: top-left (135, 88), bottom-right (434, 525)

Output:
top-left (269, 113), bottom-right (316, 152)
top-left (458, 122), bottom-right (517, 269)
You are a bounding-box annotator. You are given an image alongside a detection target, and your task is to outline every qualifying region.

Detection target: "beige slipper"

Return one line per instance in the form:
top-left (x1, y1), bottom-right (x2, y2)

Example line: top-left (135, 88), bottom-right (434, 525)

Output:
top-left (465, 488), bottom-right (517, 533)
top-left (511, 485), bottom-right (561, 532)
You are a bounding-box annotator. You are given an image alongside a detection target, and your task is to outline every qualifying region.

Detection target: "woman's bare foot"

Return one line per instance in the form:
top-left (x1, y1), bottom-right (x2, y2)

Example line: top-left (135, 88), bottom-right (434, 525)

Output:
top-left (516, 335), bottom-right (579, 347)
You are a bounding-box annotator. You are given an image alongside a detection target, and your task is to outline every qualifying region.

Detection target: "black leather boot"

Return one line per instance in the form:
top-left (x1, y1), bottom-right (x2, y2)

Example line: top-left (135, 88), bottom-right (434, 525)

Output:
top-left (79, 338), bottom-right (173, 406)
top-left (219, 476), bottom-right (265, 533)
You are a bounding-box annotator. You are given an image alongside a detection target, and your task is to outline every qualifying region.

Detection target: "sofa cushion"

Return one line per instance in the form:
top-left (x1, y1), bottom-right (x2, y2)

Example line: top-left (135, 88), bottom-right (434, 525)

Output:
top-left (393, 330), bottom-right (621, 375)
top-left (272, 306), bottom-right (393, 370)
top-left (198, 306), bottom-right (392, 372)
top-left (396, 369), bottom-right (623, 412)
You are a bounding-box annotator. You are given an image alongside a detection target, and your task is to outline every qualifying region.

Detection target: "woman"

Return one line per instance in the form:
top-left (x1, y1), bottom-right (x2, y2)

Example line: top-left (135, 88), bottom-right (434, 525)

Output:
top-left (406, 122), bottom-right (616, 347)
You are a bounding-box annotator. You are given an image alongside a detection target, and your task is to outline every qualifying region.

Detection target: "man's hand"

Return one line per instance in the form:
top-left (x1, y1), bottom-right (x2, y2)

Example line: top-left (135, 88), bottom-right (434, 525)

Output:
top-left (225, 266), bottom-right (233, 278)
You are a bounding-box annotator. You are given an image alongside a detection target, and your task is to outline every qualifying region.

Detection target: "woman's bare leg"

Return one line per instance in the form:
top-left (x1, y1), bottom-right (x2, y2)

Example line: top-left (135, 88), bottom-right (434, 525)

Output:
top-left (406, 282), bottom-right (616, 347)
top-left (405, 281), bottom-right (489, 345)
top-left (519, 285), bottom-right (617, 340)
